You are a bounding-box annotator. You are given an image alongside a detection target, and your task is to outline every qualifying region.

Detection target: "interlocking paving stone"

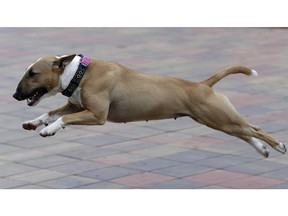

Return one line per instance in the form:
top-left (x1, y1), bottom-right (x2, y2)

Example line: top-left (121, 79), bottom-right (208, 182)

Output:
top-left (15, 184), bottom-right (48, 189)
top-left (7, 136), bottom-right (63, 148)
top-left (49, 161), bottom-right (109, 174)
top-left (103, 139), bottom-right (159, 152)
top-left (120, 158), bottom-right (179, 171)
top-left (179, 125), bottom-right (216, 137)
top-left (0, 143), bottom-right (22, 154)
top-left (78, 166), bottom-right (140, 180)
top-left (32, 142), bottom-right (85, 154)
top-left (1, 28), bottom-right (288, 188)
top-left (91, 152), bottom-right (149, 165)
top-left (39, 175), bottom-right (100, 189)
top-left (172, 135), bottom-right (228, 149)
top-left (194, 155), bottom-right (256, 169)
top-left (0, 163), bottom-right (36, 177)
top-left (72, 134), bottom-right (131, 147)
top-left (76, 181), bottom-right (130, 189)
top-left (0, 178), bottom-right (28, 188)
top-left (231, 148), bottom-right (278, 159)
top-left (153, 163), bottom-right (214, 178)
top-left (130, 145), bottom-right (188, 158)
top-left (185, 170), bottom-right (250, 185)
top-left (113, 126), bottom-right (165, 139)
top-left (146, 118), bottom-right (195, 132)
top-left (225, 160), bottom-right (287, 175)
top-left (60, 147), bottom-right (121, 160)
top-left (0, 129), bottom-right (35, 143)
top-left (266, 155), bottom-right (288, 165)
top-left (144, 179), bottom-right (208, 189)
top-left (21, 155), bottom-right (78, 168)
top-left (0, 149), bottom-right (50, 162)
top-left (261, 167), bottom-right (288, 181)
top-left (218, 176), bottom-right (285, 189)
top-left (111, 172), bottom-right (175, 188)
top-left (267, 183), bottom-right (288, 189)
top-left (142, 132), bottom-right (194, 145)
top-left (6, 169), bottom-right (68, 184)
top-left (201, 185), bottom-right (230, 189)
top-left (200, 142), bottom-right (252, 155)
top-left (161, 149), bottom-right (221, 163)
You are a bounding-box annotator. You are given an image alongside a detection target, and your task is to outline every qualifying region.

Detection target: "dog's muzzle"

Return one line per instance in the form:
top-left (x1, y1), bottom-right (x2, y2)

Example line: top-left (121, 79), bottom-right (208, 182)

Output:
top-left (13, 88), bottom-right (24, 101)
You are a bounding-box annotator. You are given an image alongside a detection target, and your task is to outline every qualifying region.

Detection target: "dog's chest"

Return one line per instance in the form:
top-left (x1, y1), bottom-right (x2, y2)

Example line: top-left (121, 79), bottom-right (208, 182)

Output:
top-left (68, 88), bottom-right (83, 106)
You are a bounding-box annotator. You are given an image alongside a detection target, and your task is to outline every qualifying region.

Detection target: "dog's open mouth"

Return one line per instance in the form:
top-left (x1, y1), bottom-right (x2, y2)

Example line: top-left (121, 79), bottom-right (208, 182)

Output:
top-left (26, 87), bottom-right (48, 106)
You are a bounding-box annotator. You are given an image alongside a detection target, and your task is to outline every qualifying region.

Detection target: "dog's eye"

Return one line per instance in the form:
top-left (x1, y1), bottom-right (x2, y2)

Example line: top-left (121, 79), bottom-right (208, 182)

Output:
top-left (28, 70), bottom-right (37, 78)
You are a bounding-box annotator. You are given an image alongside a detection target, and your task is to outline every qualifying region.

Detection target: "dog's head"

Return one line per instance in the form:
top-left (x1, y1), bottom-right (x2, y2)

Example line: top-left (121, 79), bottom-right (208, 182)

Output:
top-left (13, 54), bottom-right (76, 106)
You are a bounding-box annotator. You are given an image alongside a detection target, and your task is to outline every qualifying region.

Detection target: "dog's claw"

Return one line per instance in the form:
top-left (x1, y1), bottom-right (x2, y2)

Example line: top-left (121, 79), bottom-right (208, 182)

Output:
top-left (40, 133), bottom-right (46, 137)
top-left (40, 131), bottom-right (56, 137)
top-left (40, 132), bottom-right (55, 137)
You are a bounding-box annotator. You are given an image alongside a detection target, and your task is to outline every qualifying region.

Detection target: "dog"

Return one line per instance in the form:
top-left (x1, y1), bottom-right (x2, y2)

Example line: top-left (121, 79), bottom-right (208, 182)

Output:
top-left (13, 54), bottom-right (286, 158)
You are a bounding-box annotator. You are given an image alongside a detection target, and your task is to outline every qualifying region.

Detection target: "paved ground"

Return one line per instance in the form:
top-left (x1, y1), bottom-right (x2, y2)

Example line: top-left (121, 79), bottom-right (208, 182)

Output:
top-left (0, 28), bottom-right (288, 189)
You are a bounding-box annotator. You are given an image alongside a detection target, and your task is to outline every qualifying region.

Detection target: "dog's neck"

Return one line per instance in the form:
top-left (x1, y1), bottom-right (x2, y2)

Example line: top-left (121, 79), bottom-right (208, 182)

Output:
top-left (60, 55), bottom-right (82, 91)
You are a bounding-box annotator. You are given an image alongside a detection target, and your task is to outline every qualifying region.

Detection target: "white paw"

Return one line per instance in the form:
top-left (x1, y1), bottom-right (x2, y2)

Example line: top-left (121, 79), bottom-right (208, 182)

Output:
top-left (249, 138), bottom-right (269, 158)
top-left (39, 117), bottom-right (64, 137)
top-left (22, 113), bottom-right (50, 130)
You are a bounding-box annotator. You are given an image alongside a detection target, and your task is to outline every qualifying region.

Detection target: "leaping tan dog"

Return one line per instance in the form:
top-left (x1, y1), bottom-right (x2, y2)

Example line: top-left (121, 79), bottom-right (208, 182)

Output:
top-left (13, 54), bottom-right (286, 157)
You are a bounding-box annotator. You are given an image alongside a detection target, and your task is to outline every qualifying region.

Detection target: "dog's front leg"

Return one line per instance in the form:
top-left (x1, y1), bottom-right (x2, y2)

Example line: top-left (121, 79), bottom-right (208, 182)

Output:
top-left (23, 101), bottom-right (83, 131)
top-left (39, 109), bottom-right (107, 137)
top-left (23, 113), bottom-right (56, 131)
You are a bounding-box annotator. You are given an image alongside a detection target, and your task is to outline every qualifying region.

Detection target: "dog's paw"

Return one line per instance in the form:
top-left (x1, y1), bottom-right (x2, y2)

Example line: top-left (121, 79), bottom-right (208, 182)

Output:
top-left (273, 141), bottom-right (287, 154)
top-left (23, 121), bottom-right (40, 130)
top-left (39, 117), bottom-right (64, 137)
top-left (22, 113), bottom-right (51, 131)
top-left (40, 129), bottom-right (56, 137)
top-left (40, 126), bottom-right (58, 137)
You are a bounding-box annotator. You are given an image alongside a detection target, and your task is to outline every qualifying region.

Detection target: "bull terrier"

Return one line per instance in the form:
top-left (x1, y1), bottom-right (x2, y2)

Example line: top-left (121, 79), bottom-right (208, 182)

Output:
top-left (13, 54), bottom-right (287, 157)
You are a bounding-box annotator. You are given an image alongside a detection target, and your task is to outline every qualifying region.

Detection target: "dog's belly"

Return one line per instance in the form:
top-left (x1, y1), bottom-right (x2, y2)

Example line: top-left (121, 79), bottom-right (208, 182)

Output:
top-left (107, 108), bottom-right (188, 123)
top-left (107, 94), bottom-right (189, 123)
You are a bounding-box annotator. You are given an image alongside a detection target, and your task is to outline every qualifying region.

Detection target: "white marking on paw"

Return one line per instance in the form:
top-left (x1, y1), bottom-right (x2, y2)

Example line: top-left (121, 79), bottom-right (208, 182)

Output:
top-left (39, 117), bottom-right (65, 137)
top-left (23, 113), bottom-right (50, 128)
top-left (248, 137), bottom-right (269, 157)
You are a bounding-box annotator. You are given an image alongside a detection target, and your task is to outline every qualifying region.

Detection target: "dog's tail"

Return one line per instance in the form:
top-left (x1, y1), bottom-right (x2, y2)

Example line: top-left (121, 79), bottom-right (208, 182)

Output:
top-left (200, 66), bottom-right (258, 87)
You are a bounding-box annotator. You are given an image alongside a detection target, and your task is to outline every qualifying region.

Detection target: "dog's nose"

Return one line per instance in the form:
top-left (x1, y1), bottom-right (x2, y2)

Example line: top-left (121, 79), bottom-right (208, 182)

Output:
top-left (13, 86), bottom-right (25, 101)
top-left (13, 89), bottom-right (25, 101)
top-left (13, 91), bottom-right (20, 100)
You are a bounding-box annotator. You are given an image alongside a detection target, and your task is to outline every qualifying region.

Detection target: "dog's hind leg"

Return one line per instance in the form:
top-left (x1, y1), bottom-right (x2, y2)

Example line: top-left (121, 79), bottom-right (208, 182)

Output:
top-left (187, 89), bottom-right (286, 157)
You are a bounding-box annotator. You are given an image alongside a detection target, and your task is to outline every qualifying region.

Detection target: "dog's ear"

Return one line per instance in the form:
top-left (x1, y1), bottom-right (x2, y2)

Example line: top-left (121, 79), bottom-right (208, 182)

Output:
top-left (52, 54), bottom-right (76, 69)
